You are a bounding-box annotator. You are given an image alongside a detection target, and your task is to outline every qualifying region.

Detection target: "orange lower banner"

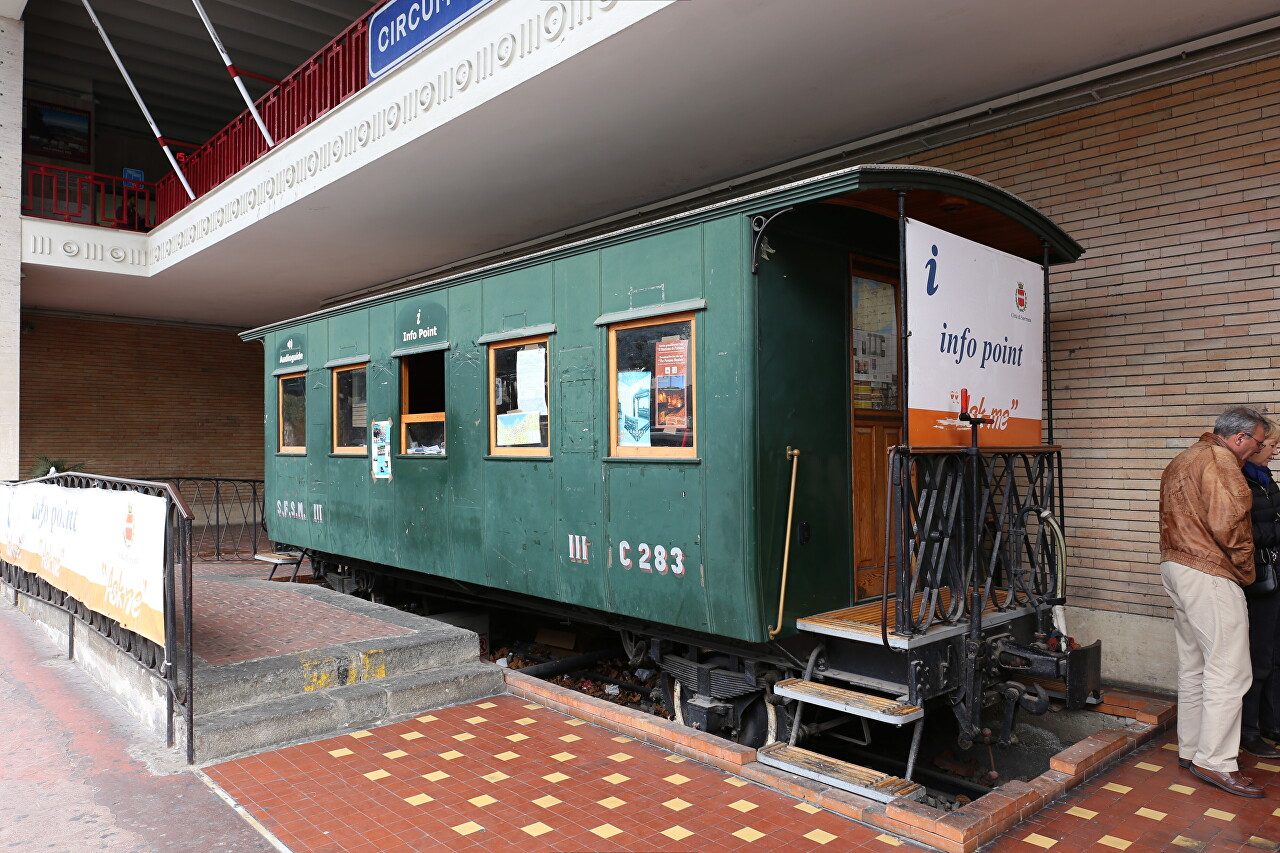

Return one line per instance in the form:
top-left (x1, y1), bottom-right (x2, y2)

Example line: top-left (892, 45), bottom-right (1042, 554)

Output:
top-left (908, 408), bottom-right (1042, 448)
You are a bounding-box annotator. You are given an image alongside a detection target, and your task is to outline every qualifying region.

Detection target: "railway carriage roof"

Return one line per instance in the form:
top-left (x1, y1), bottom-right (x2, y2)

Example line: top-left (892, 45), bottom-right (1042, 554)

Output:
top-left (242, 164), bottom-right (1083, 340)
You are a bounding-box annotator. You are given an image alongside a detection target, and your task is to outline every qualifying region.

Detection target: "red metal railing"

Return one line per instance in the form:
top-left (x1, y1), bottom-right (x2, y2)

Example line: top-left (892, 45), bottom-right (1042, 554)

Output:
top-left (154, 8), bottom-right (376, 224)
top-left (21, 161), bottom-right (156, 231)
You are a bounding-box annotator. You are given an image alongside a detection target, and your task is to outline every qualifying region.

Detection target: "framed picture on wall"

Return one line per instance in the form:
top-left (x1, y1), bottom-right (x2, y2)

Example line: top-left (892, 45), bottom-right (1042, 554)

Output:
top-left (25, 100), bottom-right (91, 164)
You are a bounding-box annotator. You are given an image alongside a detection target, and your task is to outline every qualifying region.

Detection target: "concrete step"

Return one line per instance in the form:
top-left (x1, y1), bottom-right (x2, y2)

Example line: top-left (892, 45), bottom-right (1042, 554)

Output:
top-left (757, 742), bottom-right (924, 803)
top-left (188, 660), bottom-right (504, 763)
top-left (773, 678), bottom-right (923, 725)
top-left (194, 624), bottom-right (482, 715)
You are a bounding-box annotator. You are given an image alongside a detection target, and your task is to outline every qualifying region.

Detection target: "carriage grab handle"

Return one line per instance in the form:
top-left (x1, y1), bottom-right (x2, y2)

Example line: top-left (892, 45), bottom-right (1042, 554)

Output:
top-left (768, 447), bottom-right (801, 639)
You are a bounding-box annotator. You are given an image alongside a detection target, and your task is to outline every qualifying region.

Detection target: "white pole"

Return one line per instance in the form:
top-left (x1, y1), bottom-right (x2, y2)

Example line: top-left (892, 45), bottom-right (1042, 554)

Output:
top-left (80, 0), bottom-right (196, 201)
top-left (190, 0), bottom-right (275, 148)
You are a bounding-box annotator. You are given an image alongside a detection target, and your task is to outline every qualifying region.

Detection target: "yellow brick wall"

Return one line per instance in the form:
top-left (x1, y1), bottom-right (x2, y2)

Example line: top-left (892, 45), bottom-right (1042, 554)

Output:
top-left (907, 55), bottom-right (1280, 618)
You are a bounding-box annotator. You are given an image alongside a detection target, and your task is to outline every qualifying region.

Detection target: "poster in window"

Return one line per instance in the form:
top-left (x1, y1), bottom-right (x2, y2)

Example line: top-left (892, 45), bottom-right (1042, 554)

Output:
top-left (496, 411), bottom-right (541, 446)
top-left (371, 420), bottom-right (392, 479)
top-left (617, 371), bottom-right (652, 447)
top-left (515, 348), bottom-right (547, 415)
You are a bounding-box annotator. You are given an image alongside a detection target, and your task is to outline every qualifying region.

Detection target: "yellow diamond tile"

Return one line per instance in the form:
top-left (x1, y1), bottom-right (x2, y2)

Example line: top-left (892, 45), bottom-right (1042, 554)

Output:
top-left (549, 752), bottom-right (575, 762)
top-left (1162, 743), bottom-right (1179, 751)
top-left (495, 751), bottom-right (520, 761)
top-left (423, 771), bottom-right (450, 782)
top-left (795, 802), bottom-right (821, 814)
top-left (363, 769), bottom-right (391, 781)
top-left (1136, 807), bottom-right (1166, 821)
top-left (805, 829), bottom-right (838, 845)
top-left (725, 776), bottom-right (749, 787)
top-left (542, 772), bottom-right (570, 783)
top-left (603, 773), bottom-right (630, 784)
top-left (451, 821), bottom-right (483, 837)
top-left (521, 822), bottom-right (553, 838)
top-left (1205, 808), bottom-right (1235, 821)
top-left (564, 719), bottom-right (587, 726)
top-left (664, 774), bottom-right (690, 785)
top-left (522, 703), bottom-right (541, 710)
top-left (1103, 782), bottom-right (1132, 794)
top-left (350, 731), bottom-right (372, 739)
top-left (1169, 784), bottom-right (1195, 795)
top-left (662, 826), bottom-right (695, 841)
top-left (597, 796), bottom-right (626, 809)
top-left (515, 717), bottom-right (537, 725)
top-left (664, 754), bottom-right (687, 763)
top-left (1066, 806), bottom-right (1097, 819)
top-left (733, 827), bottom-right (766, 842)
top-left (328, 747), bottom-right (354, 757)
top-left (400, 732), bottom-right (424, 741)
top-left (383, 750), bottom-right (408, 759)
top-left (1023, 834), bottom-right (1057, 849)
top-left (608, 752), bottom-right (634, 763)
top-left (729, 800), bottom-right (758, 813)
top-left (404, 793), bottom-right (434, 806)
top-left (1135, 762), bottom-right (1162, 772)
top-left (1098, 837), bottom-right (1131, 850)
top-left (1249, 837), bottom-right (1276, 849)
top-left (482, 771), bottom-right (509, 783)
top-left (416, 715), bottom-right (438, 723)
top-left (478, 702), bottom-right (498, 709)
top-left (533, 795), bottom-right (562, 808)
top-left (468, 794), bottom-right (498, 808)
top-left (452, 733), bottom-right (476, 742)
top-left (559, 734), bottom-right (582, 742)
top-left (875, 836), bottom-right (903, 847)
top-left (590, 824), bottom-right (623, 839)
top-left (439, 750), bottom-right (464, 760)
top-left (663, 798), bottom-right (692, 811)
top-left (1171, 838), bottom-right (1203, 849)
top-left (1256, 762), bottom-right (1280, 772)
top-left (506, 733), bottom-right (530, 742)
top-left (1274, 809), bottom-right (1280, 817)
top-left (612, 736), bottom-right (633, 743)
top-left (465, 716), bottom-right (488, 724)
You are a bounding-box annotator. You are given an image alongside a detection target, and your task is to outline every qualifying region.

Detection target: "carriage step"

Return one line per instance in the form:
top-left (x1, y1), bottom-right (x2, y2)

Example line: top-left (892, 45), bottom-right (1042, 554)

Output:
top-left (774, 679), bottom-right (923, 724)
top-left (757, 743), bottom-right (924, 803)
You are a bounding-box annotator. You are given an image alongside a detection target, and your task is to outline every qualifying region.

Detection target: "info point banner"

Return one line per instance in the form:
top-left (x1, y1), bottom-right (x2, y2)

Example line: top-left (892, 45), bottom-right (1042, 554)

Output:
top-left (905, 219), bottom-right (1045, 448)
top-left (0, 483), bottom-right (168, 646)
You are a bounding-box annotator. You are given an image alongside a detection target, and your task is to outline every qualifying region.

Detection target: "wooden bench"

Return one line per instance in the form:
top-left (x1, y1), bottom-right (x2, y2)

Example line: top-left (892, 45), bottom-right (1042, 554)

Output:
top-left (254, 550), bottom-right (310, 582)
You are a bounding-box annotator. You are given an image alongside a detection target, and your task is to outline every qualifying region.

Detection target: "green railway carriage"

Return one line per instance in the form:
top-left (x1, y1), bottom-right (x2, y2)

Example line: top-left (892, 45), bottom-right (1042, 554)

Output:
top-left (245, 165), bottom-right (1096, 795)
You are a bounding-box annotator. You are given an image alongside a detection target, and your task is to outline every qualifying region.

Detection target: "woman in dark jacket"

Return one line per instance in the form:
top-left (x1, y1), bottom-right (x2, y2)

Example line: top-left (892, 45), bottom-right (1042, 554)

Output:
top-left (1241, 421), bottom-right (1280, 757)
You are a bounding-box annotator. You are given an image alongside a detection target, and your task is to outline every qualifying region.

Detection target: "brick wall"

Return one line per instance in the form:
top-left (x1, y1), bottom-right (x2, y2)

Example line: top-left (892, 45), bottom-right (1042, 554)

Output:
top-left (906, 55), bottom-right (1280, 618)
top-left (19, 315), bottom-right (264, 480)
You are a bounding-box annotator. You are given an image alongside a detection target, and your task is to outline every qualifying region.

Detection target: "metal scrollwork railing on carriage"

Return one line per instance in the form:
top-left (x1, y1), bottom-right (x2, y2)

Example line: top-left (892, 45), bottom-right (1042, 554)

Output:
top-left (142, 477), bottom-right (266, 561)
top-left (887, 447), bottom-right (1063, 638)
top-left (0, 472), bottom-right (196, 762)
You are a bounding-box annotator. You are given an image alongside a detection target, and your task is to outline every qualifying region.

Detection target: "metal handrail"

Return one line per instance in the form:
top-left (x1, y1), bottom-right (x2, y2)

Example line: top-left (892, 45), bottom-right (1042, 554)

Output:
top-left (141, 477), bottom-right (265, 560)
top-left (767, 447), bottom-right (801, 638)
top-left (21, 161), bottom-right (157, 230)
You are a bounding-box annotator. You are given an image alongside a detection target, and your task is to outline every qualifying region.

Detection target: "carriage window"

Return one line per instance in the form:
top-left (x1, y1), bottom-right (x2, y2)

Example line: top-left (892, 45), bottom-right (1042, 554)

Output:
top-left (278, 372), bottom-right (306, 454)
top-left (401, 351), bottom-right (446, 455)
top-left (609, 313), bottom-right (695, 458)
top-left (489, 336), bottom-right (550, 456)
top-left (851, 274), bottom-right (899, 412)
top-left (332, 363), bottom-right (368, 454)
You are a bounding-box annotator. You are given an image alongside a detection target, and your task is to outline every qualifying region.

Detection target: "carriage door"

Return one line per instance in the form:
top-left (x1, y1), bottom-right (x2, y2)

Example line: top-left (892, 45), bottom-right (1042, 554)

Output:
top-left (850, 260), bottom-right (902, 601)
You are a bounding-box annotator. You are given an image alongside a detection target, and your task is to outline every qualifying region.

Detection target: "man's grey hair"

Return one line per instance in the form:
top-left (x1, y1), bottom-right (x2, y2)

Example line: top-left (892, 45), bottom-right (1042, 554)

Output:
top-left (1214, 406), bottom-right (1268, 438)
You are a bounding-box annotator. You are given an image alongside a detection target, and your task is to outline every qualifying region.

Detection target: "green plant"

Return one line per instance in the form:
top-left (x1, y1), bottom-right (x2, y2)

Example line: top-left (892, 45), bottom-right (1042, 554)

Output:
top-left (27, 456), bottom-right (87, 479)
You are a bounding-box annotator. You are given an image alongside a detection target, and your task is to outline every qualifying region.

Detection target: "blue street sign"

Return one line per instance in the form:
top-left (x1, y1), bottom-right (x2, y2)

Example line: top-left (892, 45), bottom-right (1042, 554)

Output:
top-left (368, 0), bottom-right (495, 81)
top-left (123, 168), bottom-right (145, 188)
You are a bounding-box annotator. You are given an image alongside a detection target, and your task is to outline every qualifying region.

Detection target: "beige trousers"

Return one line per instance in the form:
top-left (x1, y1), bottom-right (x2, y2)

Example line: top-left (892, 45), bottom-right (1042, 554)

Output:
top-left (1160, 560), bottom-right (1252, 773)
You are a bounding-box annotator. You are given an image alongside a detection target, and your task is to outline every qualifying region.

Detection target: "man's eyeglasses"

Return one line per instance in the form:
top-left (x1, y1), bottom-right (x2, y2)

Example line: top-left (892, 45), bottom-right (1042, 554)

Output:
top-left (1241, 432), bottom-right (1268, 447)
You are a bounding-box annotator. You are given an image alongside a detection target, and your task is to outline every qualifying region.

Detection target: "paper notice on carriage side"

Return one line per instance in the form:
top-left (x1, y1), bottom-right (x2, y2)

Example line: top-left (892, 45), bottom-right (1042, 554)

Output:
top-left (0, 482), bottom-right (167, 645)
top-left (905, 219), bottom-right (1044, 448)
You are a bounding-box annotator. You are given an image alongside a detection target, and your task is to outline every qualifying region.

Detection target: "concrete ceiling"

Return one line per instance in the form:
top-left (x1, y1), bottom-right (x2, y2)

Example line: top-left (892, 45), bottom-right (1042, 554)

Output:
top-left (21, 0), bottom-right (1280, 329)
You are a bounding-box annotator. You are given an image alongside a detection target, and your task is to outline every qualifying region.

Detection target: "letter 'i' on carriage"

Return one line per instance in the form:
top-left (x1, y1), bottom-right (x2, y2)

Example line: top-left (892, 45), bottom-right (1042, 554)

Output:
top-left (244, 164), bottom-right (1101, 802)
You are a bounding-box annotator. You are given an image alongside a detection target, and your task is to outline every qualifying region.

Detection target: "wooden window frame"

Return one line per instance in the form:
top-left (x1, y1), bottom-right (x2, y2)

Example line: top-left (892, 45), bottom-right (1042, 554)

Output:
top-left (399, 356), bottom-right (446, 455)
top-left (608, 311), bottom-right (697, 459)
top-left (331, 362), bottom-right (369, 455)
top-left (487, 334), bottom-right (551, 457)
top-left (277, 371), bottom-right (307, 455)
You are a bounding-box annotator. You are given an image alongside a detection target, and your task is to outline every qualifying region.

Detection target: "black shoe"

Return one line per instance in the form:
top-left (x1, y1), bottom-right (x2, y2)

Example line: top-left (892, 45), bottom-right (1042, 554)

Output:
top-left (1241, 737), bottom-right (1280, 757)
top-left (1178, 758), bottom-right (1191, 768)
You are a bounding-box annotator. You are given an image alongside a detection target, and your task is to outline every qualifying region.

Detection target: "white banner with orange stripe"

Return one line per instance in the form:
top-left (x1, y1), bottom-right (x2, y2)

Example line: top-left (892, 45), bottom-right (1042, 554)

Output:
top-left (0, 483), bottom-right (168, 646)
top-left (906, 219), bottom-right (1045, 448)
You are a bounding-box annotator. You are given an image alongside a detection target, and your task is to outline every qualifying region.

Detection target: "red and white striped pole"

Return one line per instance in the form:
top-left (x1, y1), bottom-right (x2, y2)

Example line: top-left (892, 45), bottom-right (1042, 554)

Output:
top-left (79, 0), bottom-right (196, 201)
top-left (190, 0), bottom-right (275, 149)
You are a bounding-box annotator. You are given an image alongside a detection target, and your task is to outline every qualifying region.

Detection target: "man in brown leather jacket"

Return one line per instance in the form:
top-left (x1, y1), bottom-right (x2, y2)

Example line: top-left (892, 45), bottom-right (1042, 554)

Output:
top-left (1160, 406), bottom-right (1268, 798)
